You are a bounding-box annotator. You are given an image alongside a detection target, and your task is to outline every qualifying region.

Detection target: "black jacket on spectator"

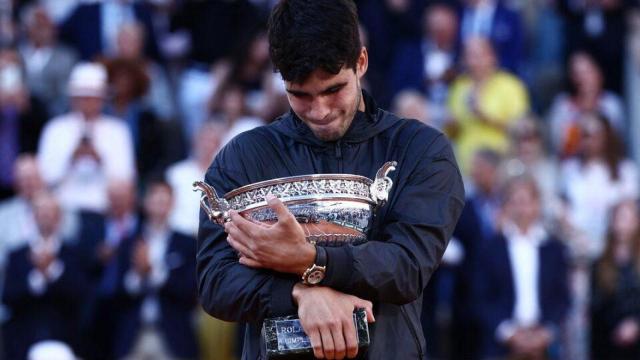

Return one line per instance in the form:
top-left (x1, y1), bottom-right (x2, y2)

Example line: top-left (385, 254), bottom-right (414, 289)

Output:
top-left (197, 91), bottom-right (465, 359)
top-left (473, 233), bottom-right (570, 359)
top-left (2, 243), bottom-right (87, 359)
top-left (111, 231), bottom-right (198, 359)
top-left (591, 263), bottom-right (640, 360)
top-left (60, 2), bottom-right (160, 61)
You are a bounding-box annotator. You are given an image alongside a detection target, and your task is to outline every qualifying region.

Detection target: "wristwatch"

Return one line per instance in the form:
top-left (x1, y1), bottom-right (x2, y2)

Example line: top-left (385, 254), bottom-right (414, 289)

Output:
top-left (301, 245), bottom-right (327, 285)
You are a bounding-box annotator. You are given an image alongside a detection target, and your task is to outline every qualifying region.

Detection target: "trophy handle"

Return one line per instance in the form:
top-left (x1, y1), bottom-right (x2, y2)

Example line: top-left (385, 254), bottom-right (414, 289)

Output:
top-left (193, 181), bottom-right (231, 224)
top-left (370, 161), bottom-right (397, 208)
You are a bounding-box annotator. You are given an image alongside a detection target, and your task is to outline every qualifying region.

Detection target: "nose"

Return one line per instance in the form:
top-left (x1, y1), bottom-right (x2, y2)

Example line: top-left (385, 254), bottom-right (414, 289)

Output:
top-left (306, 96), bottom-right (331, 122)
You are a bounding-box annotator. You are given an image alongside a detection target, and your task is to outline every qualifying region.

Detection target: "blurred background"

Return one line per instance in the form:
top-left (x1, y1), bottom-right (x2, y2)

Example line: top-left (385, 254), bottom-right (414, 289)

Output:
top-left (0, 0), bottom-right (640, 359)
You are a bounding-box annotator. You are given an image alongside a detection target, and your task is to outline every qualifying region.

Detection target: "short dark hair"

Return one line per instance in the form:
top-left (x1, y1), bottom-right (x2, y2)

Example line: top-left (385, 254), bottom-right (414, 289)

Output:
top-left (268, 0), bottom-right (361, 83)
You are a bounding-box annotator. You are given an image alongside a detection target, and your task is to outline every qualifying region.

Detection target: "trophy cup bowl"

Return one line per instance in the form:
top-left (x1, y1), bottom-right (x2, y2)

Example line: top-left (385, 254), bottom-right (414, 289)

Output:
top-left (193, 161), bottom-right (397, 247)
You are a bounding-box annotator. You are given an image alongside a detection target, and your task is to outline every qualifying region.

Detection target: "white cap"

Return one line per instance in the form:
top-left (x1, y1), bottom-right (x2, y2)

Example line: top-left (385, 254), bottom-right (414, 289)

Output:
top-left (68, 62), bottom-right (107, 98)
top-left (27, 340), bottom-right (76, 360)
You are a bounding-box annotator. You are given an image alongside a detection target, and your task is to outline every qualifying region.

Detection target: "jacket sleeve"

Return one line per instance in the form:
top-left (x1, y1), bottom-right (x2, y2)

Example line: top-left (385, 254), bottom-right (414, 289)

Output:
top-left (196, 146), bottom-right (299, 323)
top-left (321, 134), bottom-right (465, 304)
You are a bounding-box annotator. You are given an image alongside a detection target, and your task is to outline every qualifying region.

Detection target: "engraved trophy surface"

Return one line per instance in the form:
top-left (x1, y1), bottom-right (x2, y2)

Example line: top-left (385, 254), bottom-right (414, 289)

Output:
top-left (193, 161), bottom-right (397, 358)
top-left (193, 161), bottom-right (397, 247)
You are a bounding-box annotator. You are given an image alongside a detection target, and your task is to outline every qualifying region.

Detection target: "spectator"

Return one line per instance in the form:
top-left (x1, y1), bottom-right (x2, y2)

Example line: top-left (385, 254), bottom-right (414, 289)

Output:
top-left (76, 179), bottom-right (140, 360)
top-left (468, 148), bottom-right (503, 242)
top-left (559, 112), bottom-right (638, 261)
top-left (60, 0), bottom-right (160, 61)
top-left (37, 62), bottom-right (136, 213)
top-left (591, 200), bottom-right (640, 360)
top-left (115, 22), bottom-right (175, 122)
top-left (473, 175), bottom-right (570, 359)
top-left (166, 121), bottom-right (225, 237)
top-left (210, 82), bottom-right (265, 147)
top-left (389, 3), bottom-right (459, 127)
top-left (105, 57), bottom-right (179, 185)
top-left (447, 37), bottom-right (529, 173)
top-left (460, 0), bottom-right (525, 75)
top-left (113, 180), bottom-right (198, 359)
top-left (0, 48), bottom-right (49, 200)
top-left (503, 117), bottom-right (560, 221)
top-left (391, 90), bottom-right (430, 125)
top-left (548, 51), bottom-right (625, 158)
top-left (0, 155), bottom-right (77, 269)
top-left (2, 191), bottom-right (87, 360)
top-left (18, 4), bottom-right (78, 117)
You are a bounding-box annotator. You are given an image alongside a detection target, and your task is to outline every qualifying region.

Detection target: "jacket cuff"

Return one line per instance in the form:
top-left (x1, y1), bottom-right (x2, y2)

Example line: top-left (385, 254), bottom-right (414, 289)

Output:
top-left (269, 277), bottom-right (298, 317)
top-left (322, 246), bottom-right (353, 290)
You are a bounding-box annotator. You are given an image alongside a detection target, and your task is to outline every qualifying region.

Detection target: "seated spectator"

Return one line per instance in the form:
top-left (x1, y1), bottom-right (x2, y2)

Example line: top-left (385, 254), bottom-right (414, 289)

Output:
top-left (76, 179), bottom-right (140, 360)
top-left (447, 37), bottom-right (529, 173)
top-left (473, 175), bottom-right (570, 360)
top-left (559, 113), bottom-right (638, 261)
top-left (18, 4), bottom-right (78, 117)
top-left (459, 0), bottom-right (524, 75)
top-left (112, 180), bottom-right (198, 360)
top-left (60, 0), bottom-right (160, 61)
top-left (2, 191), bottom-right (87, 360)
top-left (591, 200), bottom-right (640, 360)
top-left (105, 57), bottom-right (179, 184)
top-left (115, 22), bottom-right (175, 122)
top-left (391, 90), bottom-right (430, 126)
top-left (389, 3), bottom-right (459, 127)
top-left (468, 148), bottom-right (503, 242)
top-left (0, 49), bottom-right (49, 200)
top-left (0, 155), bottom-right (77, 268)
top-left (502, 117), bottom-right (560, 221)
top-left (37, 62), bottom-right (136, 213)
top-left (547, 51), bottom-right (625, 158)
top-left (166, 121), bottom-right (225, 237)
top-left (210, 82), bottom-right (265, 147)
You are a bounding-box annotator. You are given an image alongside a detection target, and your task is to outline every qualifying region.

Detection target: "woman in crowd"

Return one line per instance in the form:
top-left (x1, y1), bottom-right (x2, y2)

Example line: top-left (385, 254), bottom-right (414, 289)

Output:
top-left (591, 200), bottom-right (640, 359)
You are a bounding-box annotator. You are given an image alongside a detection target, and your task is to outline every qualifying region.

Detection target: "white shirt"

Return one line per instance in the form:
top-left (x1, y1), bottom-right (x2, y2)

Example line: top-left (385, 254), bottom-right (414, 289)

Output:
top-left (37, 112), bottom-right (136, 213)
top-left (496, 222), bottom-right (546, 341)
top-left (561, 158), bottom-right (639, 259)
top-left (222, 116), bottom-right (266, 147)
top-left (166, 159), bottom-right (207, 236)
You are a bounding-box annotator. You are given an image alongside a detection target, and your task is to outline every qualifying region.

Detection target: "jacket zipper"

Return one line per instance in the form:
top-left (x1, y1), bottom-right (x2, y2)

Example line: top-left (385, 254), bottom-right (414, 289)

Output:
top-left (400, 306), bottom-right (424, 358)
top-left (335, 140), bottom-right (343, 173)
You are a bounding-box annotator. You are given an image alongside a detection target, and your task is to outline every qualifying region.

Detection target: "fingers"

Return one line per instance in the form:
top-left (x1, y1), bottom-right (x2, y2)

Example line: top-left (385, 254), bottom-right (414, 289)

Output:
top-left (308, 329), bottom-right (324, 359)
top-left (229, 210), bottom-right (261, 237)
top-left (331, 320), bottom-right (347, 360)
top-left (352, 298), bottom-right (375, 323)
top-left (343, 316), bottom-right (359, 359)
top-left (319, 326), bottom-right (335, 359)
top-left (266, 194), bottom-right (295, 223)
top-left (238, 256), bottom-right (263, 268)
top-left (226, 233), bottom-right (256, 259)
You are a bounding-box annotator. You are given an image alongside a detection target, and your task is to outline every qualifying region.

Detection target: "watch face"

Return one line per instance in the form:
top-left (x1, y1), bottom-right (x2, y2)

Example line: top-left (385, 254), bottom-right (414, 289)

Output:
top-left (307, 269), bottom-right (325, 285)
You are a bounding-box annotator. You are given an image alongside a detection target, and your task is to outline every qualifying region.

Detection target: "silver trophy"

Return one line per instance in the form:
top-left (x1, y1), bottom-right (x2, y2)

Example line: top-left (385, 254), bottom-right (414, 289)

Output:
top-left (193, 161), bottom-right (397, 247)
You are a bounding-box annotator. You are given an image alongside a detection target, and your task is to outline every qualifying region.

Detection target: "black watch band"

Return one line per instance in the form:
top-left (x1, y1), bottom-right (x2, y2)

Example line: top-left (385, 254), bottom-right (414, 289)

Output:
top-left (314, 245), bottom-right (327, 267)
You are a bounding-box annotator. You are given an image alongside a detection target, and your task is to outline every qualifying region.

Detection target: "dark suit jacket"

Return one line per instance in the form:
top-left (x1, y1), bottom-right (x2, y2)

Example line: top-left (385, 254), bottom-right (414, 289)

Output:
top-left (1, 243), bottom-right (88, 360)
top-left (472, 232), bottom-right (570, 359)
top-left (111, 231), bottom-right (198, 359)
top-left (60, 2), bottom-right (159, 61)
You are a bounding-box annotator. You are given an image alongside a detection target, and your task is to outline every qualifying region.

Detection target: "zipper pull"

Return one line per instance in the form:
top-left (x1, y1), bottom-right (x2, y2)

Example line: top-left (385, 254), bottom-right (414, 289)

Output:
top-left (335, 141), bottom-right (342, 158)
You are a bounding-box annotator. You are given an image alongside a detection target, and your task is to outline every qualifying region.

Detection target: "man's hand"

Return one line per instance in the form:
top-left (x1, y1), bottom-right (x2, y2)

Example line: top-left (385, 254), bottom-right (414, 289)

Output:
top-left (293, 284), bottom-right (375, 359)
top-left (507, 326), bottom-right (551, 359)
top-left (132, 240), bottom-right (151, 276)
top-left (613, 317), bottom-right (640, 347)
top-left (30, 249), bottom-right (56, 276)
top-left (224, 194), bottom-right (315, 275)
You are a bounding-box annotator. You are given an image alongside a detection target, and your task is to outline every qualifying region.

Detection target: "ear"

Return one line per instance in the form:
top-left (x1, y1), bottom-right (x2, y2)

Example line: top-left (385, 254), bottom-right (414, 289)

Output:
top-left (356, 47), bottom-right (368, 79)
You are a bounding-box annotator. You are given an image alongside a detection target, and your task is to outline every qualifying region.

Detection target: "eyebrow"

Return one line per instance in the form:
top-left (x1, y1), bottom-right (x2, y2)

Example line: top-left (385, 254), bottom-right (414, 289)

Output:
top-left (286, 82), bottom-right (348, 97)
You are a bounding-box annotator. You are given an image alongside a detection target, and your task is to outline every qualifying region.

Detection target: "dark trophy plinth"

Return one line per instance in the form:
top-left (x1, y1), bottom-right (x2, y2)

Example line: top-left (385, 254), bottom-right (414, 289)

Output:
top-left (262, 308), bottom-right (370, 359)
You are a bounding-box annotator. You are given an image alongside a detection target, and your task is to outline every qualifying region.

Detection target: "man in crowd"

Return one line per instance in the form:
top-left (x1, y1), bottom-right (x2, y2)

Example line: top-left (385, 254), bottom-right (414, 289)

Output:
top-left (196, 1), bottom-right (465, 359)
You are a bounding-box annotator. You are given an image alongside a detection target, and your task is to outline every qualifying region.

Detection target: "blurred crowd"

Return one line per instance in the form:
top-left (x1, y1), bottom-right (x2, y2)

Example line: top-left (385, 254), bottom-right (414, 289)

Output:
top-left (0, 0), bottom-right (640, 359)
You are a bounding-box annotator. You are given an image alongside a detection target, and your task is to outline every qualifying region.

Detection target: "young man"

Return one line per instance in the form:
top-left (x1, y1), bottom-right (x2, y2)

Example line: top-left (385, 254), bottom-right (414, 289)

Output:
top-left (197, 1), bottom-right (465, 359)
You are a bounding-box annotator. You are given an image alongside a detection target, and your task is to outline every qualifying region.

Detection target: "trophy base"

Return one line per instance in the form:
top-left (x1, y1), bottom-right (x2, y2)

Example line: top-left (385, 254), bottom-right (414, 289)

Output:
top-left (262, 308), bottom-right (370, 359)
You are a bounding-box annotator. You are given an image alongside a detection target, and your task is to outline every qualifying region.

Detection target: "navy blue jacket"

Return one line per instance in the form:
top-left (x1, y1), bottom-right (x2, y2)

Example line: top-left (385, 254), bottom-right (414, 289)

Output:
top-left (197, 92), bottom-right (465, 359)
top-left (2, 243), bottom-right (88, 360)
top-left (473, 232), bottom-right (570, 359)
top-left (111, 231), bottom-right (199, 359)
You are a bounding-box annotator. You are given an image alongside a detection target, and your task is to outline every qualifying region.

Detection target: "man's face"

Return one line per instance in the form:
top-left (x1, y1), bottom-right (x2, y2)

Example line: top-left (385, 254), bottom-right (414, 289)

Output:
top-left (284, 48), bottom-right (368, 142)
